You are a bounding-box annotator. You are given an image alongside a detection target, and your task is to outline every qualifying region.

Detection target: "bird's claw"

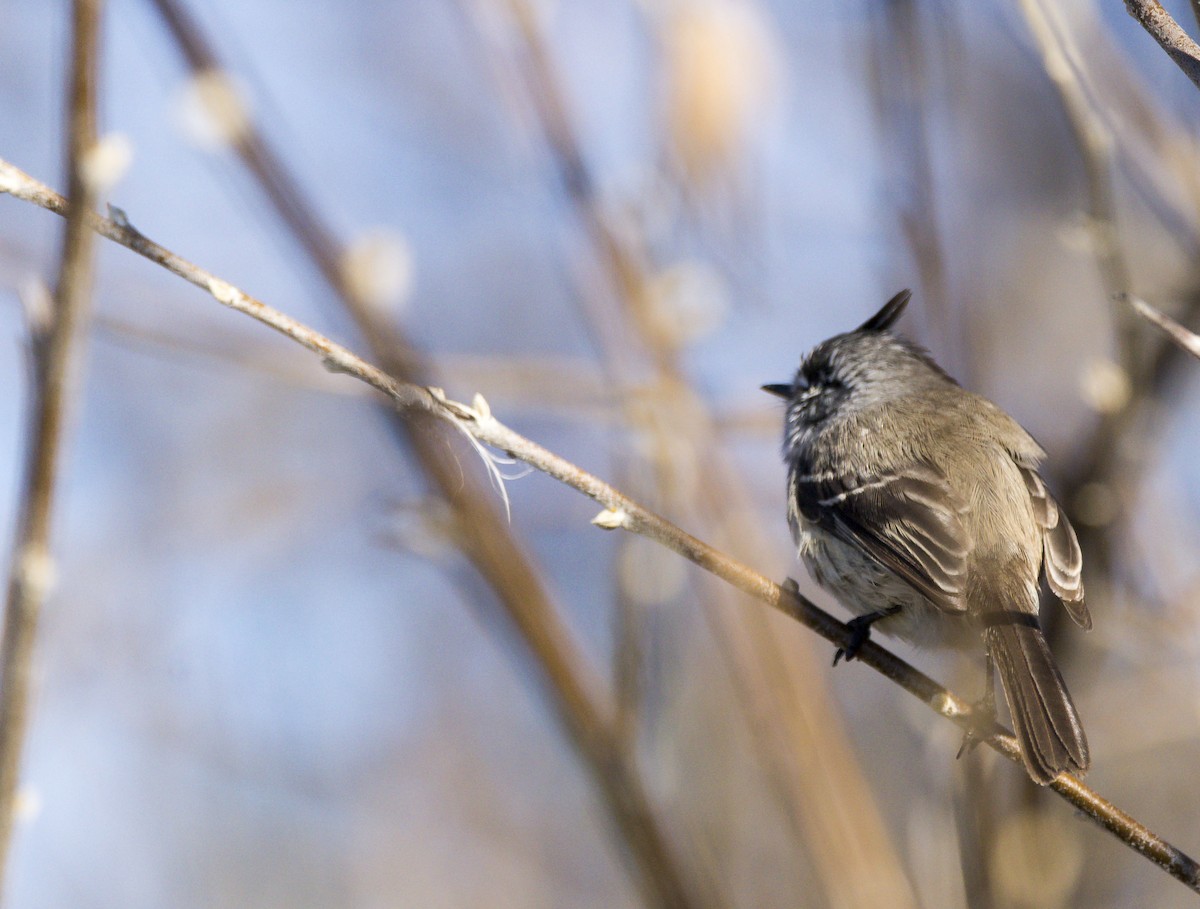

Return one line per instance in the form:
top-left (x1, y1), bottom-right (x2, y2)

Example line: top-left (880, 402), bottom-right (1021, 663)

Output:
top-left (956, 691), bottom-right (999, 759)
top-left (833, 606), bottom-right (901, 666)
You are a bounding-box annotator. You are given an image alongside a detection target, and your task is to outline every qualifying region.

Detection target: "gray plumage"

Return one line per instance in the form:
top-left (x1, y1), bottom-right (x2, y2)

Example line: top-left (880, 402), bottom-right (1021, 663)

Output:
top-left (767, 289), bottom-right (1090, 784)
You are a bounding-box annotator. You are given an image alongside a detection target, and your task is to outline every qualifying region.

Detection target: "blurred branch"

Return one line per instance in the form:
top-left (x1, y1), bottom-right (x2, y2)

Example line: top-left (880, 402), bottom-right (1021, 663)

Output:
top-left (1015, 0), bottom-right (1141, 593)
top-left (1128, 294), bottom-right (1200, 359)
top-left (1015, 2), bottom-right (1200, 598)
top-left (1123, 0), bottom-right (1200, 91)
top-left (3, 159), bottom-right (1198, 894)
top-left (495, 5), bottom-right (922, 905)
top-left (863, 0), bottom-right (953, 356)
top-left (142, 0), bottom-right (426, 374)
top-left (0, 0), bottom-right (103, 894)
top-left (1018, 0), bottom-right (1133, 349)
top-left (138, 1), bottom-right (717, 905)
top-left (1049, 1), bottom-right (1200, 246)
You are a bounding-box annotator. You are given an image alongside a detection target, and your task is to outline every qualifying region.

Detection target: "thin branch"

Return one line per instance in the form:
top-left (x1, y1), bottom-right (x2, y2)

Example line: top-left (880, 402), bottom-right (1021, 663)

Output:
top-left (493, 9), bottom-right (921, 906)
top-left (1050, 1), bottom-right (1200, 250)
top-left (1127, 294), bottom-right (1200, 359)
top-left (2, 159), bottom-right (1198, 894)
top-left (1123, 0), bottom-right (1200, 91)
top-left (863, 0), bottom-right (955, 361)
top-left (6, 180), bottom-right (716, 909)
top-left (138, 2), bottom-right (719, 905)
top-left (0, 0), bottom-right (103, 893)
top-left (1018, 0), bottom-right (1133, 342)
top-left (1015, 0), bottom-right (1139, 599)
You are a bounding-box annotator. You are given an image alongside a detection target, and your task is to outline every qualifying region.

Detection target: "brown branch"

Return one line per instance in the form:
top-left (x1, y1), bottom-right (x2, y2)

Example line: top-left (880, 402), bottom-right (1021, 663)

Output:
top-left (496, 8), bottom-right (921, 905)
top-left (2, 159), bottom-right (1197, 893)
top-left (0, 0), bottom-right (103, 893)
top-left (863, 1), bottom-right (954, 358)
top-left (1128, 294), bottom-right (1200, 359)
top-left (1018, 0), bottom-right (1133, 332)
top-left (1015, 1), bottom-right (1140, 604)
top-left (1123, 0), bottom-right (1200, 91)
top-left (136, 3), bottom-right (722, 906)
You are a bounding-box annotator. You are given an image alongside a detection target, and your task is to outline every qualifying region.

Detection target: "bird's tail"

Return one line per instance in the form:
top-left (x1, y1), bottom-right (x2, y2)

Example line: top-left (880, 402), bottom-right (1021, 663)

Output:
top-left (985, 614), bottom-right (1089, 785)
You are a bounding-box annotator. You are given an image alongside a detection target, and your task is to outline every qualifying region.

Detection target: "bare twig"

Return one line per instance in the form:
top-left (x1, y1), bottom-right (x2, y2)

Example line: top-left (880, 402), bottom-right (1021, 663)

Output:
top-left (495, 7), bottom-right (921, 905)
top-left (1123, 0), bottom-right (1200, 91)
top-left (1042, 1), bottom-right (1200, 249)
top-left (2, 159), bottom-right (1198, 893)
top-left (5, 187), bottom-right (713, 909)
top-left (0, 0), bottom-right (103, 893)
top-left (1127, 294), bottom-right (1200, 360)
top-left (1014, 0), bottom-right (1140, 606)
top-left (140, 3), bottom-right (720, 906)
top-left (1018, 0), bottom-right (1133, 336)
top-left (863, 0), bottom-right (954, 359)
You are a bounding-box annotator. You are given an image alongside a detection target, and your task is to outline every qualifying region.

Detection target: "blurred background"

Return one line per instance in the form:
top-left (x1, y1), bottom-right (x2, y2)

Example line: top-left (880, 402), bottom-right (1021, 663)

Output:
top-left (2, 0), bottom-right (1200, 906)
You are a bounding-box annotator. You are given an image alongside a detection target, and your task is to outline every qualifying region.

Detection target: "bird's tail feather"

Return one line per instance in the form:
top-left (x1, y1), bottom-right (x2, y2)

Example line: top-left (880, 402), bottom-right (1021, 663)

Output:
top-left (985, 618), bottom-right (1089, 785)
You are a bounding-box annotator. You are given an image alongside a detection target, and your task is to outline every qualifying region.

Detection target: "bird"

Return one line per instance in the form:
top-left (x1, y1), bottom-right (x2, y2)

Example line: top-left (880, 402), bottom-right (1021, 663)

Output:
top-left (763, 289), bottom-right (1090, 784)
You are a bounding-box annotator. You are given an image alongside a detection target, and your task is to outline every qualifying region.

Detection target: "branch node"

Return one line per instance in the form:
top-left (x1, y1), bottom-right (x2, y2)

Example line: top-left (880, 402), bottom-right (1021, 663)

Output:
top-left (106, 203), bottom-right (138, 235)
top-left (471, 392), bottom-right (492, 421)
top-left (427, 386), bottom-right (478, 422)
top-left (932, 691), bottom-right (963, 719)
top-left (591, 508), bottom-right (628, 530)
top-left (206, 277), bottom-right (239, 307)
top-left (0, 161), bottom-right (20, 196)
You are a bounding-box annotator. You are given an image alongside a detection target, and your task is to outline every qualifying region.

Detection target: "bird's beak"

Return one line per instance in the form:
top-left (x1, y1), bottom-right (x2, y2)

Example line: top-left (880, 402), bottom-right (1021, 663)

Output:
top-left (761, 383), bottom-right (792, 399)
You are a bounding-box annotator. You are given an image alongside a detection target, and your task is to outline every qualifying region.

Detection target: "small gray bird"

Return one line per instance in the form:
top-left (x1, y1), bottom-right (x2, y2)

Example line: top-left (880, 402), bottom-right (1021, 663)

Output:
top-left (763, 289), bottom-right (1090, 784)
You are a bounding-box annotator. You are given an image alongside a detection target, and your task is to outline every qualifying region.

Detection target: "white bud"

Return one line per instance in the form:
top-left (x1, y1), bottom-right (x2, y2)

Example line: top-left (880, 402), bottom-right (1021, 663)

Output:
top-left (591, 508), bottom-right (627, 530)
top-left (645, 261), bottom-right (728, 347)
top-left (173, 69), bottom-right (251, 149)
top-left (340, 229), bottom-right (413, 318)
top-left (79, 133), bottom-right (133, 195)
top-left (1079, 358), bottom-right (1131, 414)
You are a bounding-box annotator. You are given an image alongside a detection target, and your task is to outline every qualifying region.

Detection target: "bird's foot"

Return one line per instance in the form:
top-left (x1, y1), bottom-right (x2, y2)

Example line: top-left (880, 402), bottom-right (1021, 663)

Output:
top-left (956, 688), bottom-right (999, 759)
top-left (833, 605), bottom-right (901, 666)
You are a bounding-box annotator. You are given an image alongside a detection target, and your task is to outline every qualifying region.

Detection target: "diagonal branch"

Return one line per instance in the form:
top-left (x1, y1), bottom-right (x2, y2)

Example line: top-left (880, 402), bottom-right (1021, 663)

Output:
top-left (493, 8), bottom-right (920, 905)
top-left (138, 2), bottom-right (718, 906)
top-left (1123, 0), bottom-right (1200, 91)
top-left (1, 155), bottom-right (1197, 893)
top-left (1128, 294), bottom-right (1200, 360)
top-left (0, 0), bottom-right (104, 894)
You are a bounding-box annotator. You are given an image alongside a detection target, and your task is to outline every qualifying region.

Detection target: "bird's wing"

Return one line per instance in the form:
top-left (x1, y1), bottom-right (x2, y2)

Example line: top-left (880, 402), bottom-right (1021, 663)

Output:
top-left (792, 462), bottom-right (971, 614)
top-left (1019, 467), bottom-right (1091, 629)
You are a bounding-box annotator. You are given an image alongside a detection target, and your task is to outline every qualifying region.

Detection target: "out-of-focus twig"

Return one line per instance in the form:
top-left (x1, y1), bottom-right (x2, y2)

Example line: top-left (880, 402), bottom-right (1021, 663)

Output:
top-left (863, 0), bottom-right (953, 358)
top-left (1018, 0), bottom-right (1133, 348)
top-left (1040, 1), bottom-right (1200, 248)
top-left (1128, 294), bottom-right (1200, 360)
top-left (139, 1), bottom-right (716, 905)
top-left (0, 0), bottom-right (103, 894)
top-left (1, 160), bottom-right (1198, 891)
top-left (1015, 0), bottom-right (1140, 598)
top-left (495, 5), bottom-right (921, 905)
top-left (1123, 0), bottom-right (1200, 91)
